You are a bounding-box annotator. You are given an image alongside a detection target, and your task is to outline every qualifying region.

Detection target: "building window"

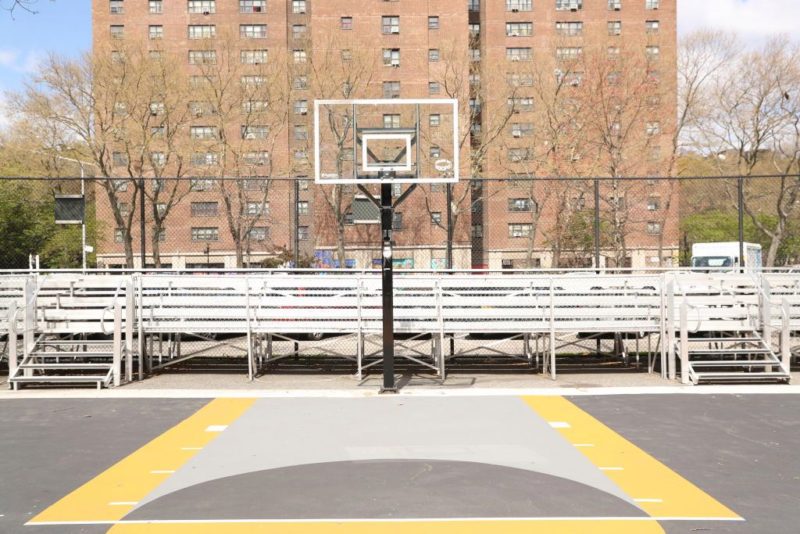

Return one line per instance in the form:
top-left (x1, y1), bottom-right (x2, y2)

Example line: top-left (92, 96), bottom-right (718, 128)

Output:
top-left (188, 25), bottom-right (216, 39)
top-left (382, 16), bottom-right (400, 34)
top-left (608, 46), bottom-right (620, 58)
top-left (383, 114), bottom-right (400, 129)
top-left (241, 24), bottom-right (267, 39)
top-left (294, 125), bottom-right (308, 140)
top-left (239, 0), bottom-right (266, 14)
top-left (292, 0), bottom-right (306, 14)
top-left (470, 48), bottom-right (481, 62)
top-left (646, 20), bottom-right (659, 33)
top-left (189, 50), bottom-right (216, 64)
top-left (556, 47), bottom-right (583, 61)
top-left (428, 16), bottom-right (439, 30)
top-left (152, 179), bottom-right (165, 192)
top-left (151, 126), bottom-right (166, 138)
top-left (509, 223), bottom-right (533, 238)
top-left (472, 224), bottom-right (483, 238)
top-left (292, 49), bottom-right (307, 63)
top-left (383, 81), bottom-right (401, 99)
top-left (429, 114), bottom-right (441, 127)
top-left (508, 148), bottom-right (533, 162)
top-left (149, 50), bottom-right (163, 61)
top-left (508, 198), bottom-right (535, 212)
top-left (506, 47), bottom-right (532, 62)
top-left (508, 97), bottom-right (534, 112)
top-left (428, 49), bottom-right (440, 62)
top-left (430, 146), bottom-right (441, 158)
top-left (191, 202), bottom-right (219, 217)
top-left (506, 0), bottom-right (532, 11)
top-left (155, 202), bottom-right (167, 216)
top-left (431, 212), bottom-right (442, 225)
top-left (298, 226), bottom-right (309, 240)
top-left (556, 0), bottom-right (583, 11)
top-left (115, 228), bottom-right (125, 243)
top-left (240, 49), bottom-right (268, 64)
top-left (292, 24), bottom-right (307, 39)
top-left (608, 21), bottom-right (622, 36)
top-left (246, 201), bottom-right (269, 216)
top-left (297, 201), bottom-right (309, 215)
top-left (112, 180), bottom-right (128, 192)
top-left (647, 196), bottom-right (661, 211)
top-left (608, 0), bottom-right (621, 10)
top-left (242, 151), bottom-right (269, 165)
top-left (511, 122), bottom-right (533, 138)
top-left (150, 152), bottom-right (166, 167)
top-left (647, 221), bottom-right (662, 235)
top-left (340, 16), bottom-right (353, 30)
top-left (508, 73), bottom-right (534, 87)
top-left (149, 1), bottom-right (163, 14)
top-left (294, 100), bottom-right (308, 115)
top-left (469, 23), bottom-right (480, 38)
top-left (241, 75), bottom-right (266, 86)
top-left (190, 126), bottom-right (217, 139)
top-left (506, 22), bottom-right (533, 37)
top-left (191, 152), bottom-right (219, 166)
top-left (392, 212), bottom-right (403, 230)
top-left (469, 0), bottom-right (480, 11)
top-left (646, 0), bottom-right (659, 9)
top-left (247, 227), bottom-right (268, 241)
top-left (242, 125), bottom-right (269, 140)
top-left (383, 48), bottom-right (400, 66)
top-left (190, 178), bottom-right (215, 191)
top-left (646, 45), bottom-right (660, 59)
top-left (555, 21), bottom-right (582, 36)
top-left (191, 227), bottom-right (219, 241)
top-left (428, 81), bottom-right (441, 95)
top-left (110, 25), bottom-right (124, 39)
top-left (118, 202), bottom-right (131, 217)
top-left (188, 1), bottom-right (216, 14)
top-left (340, 49), bottom-right (353, 61)
top-left (109, 0), bottom-right (124, 14)
top-left (646, 121), bottom-right (661, 136)
top-left (293, 75), bottom-right (308, 89)
top-left (112, 152), bottom-right (128, 166)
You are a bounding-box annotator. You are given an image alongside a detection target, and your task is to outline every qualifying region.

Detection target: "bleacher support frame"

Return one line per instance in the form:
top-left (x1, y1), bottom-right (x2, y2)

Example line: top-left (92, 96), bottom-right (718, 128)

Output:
top-left (1, 269), bottom-right (798, 388)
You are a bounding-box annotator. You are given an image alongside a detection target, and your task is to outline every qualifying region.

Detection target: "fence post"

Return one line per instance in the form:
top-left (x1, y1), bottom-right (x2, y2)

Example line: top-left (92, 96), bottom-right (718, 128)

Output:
top-left (125, 279), bottom-right (135, 382)
top-left (446, 183), bottom-right (453, 269)
top-left (738, 176), bottom-right (744, 271)
top-left (113, 300), bottom-right (122, 387)
top-left (679, 300), bottom-right (690, 385)
top-left (8, 301), bottom-right (17, 388)
top-left (781, 298), bottom-right (791, 374)
top-left (593, 177), bottom-right (601, 271)
top-left (666, 279), bottom-right (675, 380)
top-left (294, 178), bottom-right (300, 268)
top-left (139, 177), bottom-right (146, 269)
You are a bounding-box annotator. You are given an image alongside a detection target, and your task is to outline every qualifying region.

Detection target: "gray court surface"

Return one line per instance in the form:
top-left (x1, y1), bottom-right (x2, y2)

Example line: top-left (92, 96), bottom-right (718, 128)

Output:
top-left (0, 398), bottom-right (209, 534)
top-left (0, 394), bottom-right (798, 533)
top-left (573, 394), bottom-right (800, 534)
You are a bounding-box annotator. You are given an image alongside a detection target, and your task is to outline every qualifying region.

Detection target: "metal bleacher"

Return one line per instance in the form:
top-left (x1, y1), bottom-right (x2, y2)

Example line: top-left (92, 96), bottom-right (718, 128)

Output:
top-left (1, 269), bottom-right (796, 389)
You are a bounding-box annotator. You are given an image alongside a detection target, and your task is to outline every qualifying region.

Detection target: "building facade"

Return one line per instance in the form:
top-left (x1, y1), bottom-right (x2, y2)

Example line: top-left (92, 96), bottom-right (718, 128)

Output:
top-left (93, 0), bottom-right (676, 270)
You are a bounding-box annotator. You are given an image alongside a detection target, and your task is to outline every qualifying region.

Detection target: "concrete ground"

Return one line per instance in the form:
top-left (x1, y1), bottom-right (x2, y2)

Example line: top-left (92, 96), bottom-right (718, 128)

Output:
top-left (1, 393), bottom-right (798, 533)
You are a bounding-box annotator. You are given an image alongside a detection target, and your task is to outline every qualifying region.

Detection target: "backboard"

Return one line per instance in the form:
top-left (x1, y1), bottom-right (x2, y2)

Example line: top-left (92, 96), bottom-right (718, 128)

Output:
top-left (314, 99), bottom-right (459, 185)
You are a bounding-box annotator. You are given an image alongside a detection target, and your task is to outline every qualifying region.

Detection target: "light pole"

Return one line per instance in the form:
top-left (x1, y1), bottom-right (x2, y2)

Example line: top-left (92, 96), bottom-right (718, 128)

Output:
top-left (50, 154), bottom-right (97, 272)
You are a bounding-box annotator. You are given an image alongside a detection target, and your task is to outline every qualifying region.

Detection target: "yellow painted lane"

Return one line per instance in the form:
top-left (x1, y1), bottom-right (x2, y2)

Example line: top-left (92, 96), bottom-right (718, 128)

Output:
top-left (30, 398), bottom-right (256, 524)
top-left (523, 396), bottom-right (739, 519)
top-left (107, 519), bottom-right (665, 534)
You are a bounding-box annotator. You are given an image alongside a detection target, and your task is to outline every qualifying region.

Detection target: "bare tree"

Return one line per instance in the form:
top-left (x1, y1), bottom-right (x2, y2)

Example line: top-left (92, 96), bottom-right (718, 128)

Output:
top-left (307, 33), bottom-right (379, 266)
top-left (696, 37), bottom-right (800, 266)
top-left (192, 32), bottom-right (291, 267)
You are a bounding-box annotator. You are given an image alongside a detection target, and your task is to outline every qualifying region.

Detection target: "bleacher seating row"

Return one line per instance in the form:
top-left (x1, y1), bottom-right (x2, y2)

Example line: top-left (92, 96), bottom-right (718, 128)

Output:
top-left (1, 270), bottom-right (797, 388)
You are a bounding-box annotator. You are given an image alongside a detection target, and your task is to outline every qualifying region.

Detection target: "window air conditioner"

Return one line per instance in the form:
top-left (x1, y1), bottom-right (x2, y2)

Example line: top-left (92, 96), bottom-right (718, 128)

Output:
top-left (254, 6), bottom-right (262, 12)
top-left (511, 56), bottom-right (520, 62)
top-left (512, 132), bottom-right (521, 138)
top-left (203, 11), bottom-right (210, 15)
top-left (391, 59), bottom-right (400, 67)
top-left (510, 32), bottom-right (519, 37)
top-left (512, 8), bottom-right (519, 13)
top-left (246, 133), bottom-right (256, 139)
top-left (299, 110), bottom-right (307, 115)
top-left (391, 28), bottom-right (400, 34)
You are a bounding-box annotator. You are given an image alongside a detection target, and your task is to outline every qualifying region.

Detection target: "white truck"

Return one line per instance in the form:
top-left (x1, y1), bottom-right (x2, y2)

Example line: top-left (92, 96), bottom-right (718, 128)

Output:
top-left (690, 242), bottom-right (762, 272)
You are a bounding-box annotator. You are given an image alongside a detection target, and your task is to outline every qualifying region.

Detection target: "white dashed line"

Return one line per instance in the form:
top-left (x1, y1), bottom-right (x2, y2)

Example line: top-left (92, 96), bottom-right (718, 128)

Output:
top-left (150, 470), bottom-right (175, 474)
top-left (634, 498), bottom-right (664, 503)
top-left (108, 502), bottom-right (138, 506)
top-left (599, 467), bottom-right (625, 471)
top-left (574, 443), bottom-right (595, 447)
top-left (205, 425), bottom-right (228, 432)
top-left (181, 446), bottom-right (203, 451)
top-left (548, 421), bottom-right (571, 429)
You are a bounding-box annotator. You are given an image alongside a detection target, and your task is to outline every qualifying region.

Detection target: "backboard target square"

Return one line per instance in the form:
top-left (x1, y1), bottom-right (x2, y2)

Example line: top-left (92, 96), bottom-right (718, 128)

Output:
top-left (314, 98), bottom-right (460, 185)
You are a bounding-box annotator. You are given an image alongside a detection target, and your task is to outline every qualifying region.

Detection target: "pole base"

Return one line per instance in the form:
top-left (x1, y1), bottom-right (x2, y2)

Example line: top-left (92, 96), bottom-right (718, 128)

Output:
top-left (379, 386), bottom-right (399, 394)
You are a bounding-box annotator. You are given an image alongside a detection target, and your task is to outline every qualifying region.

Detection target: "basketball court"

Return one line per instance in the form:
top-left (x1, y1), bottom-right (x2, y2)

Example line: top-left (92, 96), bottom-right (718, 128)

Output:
top-left (2, 391), bottom-right (798, 534)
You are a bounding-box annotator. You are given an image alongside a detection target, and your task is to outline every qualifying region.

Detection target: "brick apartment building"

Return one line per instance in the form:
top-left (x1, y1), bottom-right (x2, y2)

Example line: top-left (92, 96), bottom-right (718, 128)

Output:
top-left (93, 0), bottom-right (676, 270)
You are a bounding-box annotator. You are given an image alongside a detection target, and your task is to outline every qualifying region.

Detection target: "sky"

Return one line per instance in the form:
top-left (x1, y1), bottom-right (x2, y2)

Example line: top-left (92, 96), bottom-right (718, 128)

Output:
top-left (1, 0), bottom-right (800, 126)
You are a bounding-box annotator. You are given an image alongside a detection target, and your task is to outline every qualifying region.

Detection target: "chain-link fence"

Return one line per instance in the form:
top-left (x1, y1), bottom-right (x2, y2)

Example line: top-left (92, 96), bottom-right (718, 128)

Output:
top-left (2, 175), bottom-right (799, 271)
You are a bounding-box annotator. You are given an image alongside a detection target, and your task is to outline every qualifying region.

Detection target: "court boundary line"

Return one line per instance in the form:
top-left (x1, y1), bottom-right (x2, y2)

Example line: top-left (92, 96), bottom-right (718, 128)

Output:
top-left (26, 516), bottom-right (747, 526)
top-left (2, 384), bottom-right (799, 400)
